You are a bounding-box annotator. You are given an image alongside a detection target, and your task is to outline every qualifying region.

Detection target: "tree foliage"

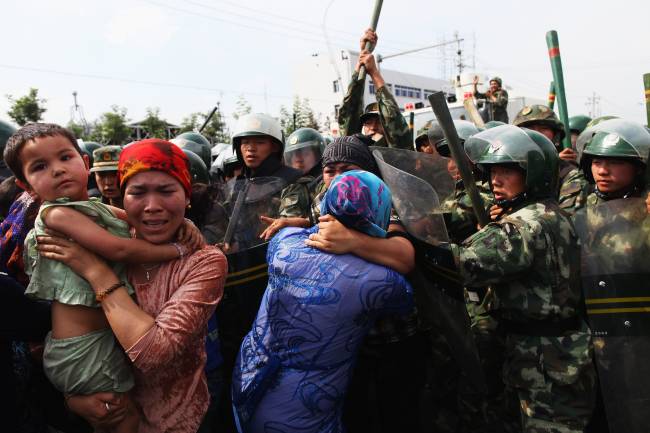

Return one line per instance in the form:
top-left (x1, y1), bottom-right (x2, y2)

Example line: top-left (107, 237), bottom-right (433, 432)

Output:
top-left (180, 105), bottom-right (230, 144)
top-left (232, 95), bottom-right (252, 120)
top-left (88, 106), bottom-right (131, 145)
top-left (279, 96), bottom-right (320, 136)
top-left (6, 88), bottom-right (47, 125)
top-left (141, 107), bottom-right (168, 139)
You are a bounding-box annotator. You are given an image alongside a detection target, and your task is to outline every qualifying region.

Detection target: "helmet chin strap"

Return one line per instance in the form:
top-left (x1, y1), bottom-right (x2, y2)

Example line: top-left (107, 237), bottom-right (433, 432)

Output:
top-left (493, 191), bottom-right (529, 219)
top-left (595, 183), bottom-right (640, 201)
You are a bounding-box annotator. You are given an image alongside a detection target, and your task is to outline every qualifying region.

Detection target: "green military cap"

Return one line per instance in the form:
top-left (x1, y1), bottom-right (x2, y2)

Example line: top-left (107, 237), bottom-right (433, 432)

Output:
top-left (360, 102), bottom-right (380, 123)
top-left (90, 145), bottom-right (122, 172)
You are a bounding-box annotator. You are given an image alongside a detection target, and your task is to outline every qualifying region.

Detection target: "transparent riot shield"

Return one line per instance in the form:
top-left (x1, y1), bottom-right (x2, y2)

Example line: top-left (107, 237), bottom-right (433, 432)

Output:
top-left (217, 177), bottom-right (288, 382)
top-left (373, 147), bottom-right (487, 393)
top-left (574, 197), bottom-right (650, 433)
top-left (371, 146), bottom-right (456, 231)
top-left (221, 177), bottom-right (288, 253)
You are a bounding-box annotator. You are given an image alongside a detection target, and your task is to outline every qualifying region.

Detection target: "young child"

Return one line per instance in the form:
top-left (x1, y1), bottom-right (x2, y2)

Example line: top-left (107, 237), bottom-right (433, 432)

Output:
top-left (4, 123), bottom-right (195, 433)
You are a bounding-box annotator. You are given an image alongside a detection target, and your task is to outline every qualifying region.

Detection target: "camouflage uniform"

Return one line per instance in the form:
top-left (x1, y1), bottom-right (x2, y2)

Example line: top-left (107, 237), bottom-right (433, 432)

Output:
top-left (337, 71), bottom-right (413, 149)
top-left (441, 180), bottom-right (494, 244)
top-left (558, 162), bottom-right (590, 216)
top-left (451, 200), bottom-right (596, 433)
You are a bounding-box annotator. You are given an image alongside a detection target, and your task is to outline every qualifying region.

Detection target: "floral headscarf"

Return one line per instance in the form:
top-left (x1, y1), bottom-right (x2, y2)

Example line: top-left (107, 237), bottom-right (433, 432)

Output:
top-left (320, 170), bottom-right (391, 238)
top-left (118, 139), bottom-right (192, 196)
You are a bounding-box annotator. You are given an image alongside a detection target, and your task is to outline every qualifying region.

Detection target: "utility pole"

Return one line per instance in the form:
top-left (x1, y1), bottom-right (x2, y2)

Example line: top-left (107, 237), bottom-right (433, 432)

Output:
top-left (70, 91), bottom-right (89, 135)
top-left (586, 92), bottom-right (601, 118)
top-left (455, 31), bottom-right (464, 76)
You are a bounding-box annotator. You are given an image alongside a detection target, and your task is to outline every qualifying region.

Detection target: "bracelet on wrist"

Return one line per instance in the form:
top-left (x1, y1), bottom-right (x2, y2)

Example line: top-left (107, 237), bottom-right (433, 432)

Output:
top-left (171, 242), bottom-right (187, 258)
top-left (95, 281), bottom-right (126, 303)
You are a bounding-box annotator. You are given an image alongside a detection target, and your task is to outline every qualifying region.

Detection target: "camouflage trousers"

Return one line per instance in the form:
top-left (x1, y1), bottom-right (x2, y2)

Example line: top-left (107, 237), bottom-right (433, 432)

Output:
top-left (503, 328), bottom-right (596, 433)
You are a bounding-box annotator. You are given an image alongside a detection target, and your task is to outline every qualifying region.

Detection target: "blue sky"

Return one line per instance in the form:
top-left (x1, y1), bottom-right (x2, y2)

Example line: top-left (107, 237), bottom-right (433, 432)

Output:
top-left (1, 0), bottom-right (648, 130)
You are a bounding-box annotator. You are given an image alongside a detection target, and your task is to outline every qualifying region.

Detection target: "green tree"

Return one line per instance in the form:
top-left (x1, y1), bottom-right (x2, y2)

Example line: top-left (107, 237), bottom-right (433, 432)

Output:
top-left (67, 121), bottom-right (87, 140)
top-left (141, 107), bottom-right (168, 139)
top-left (89, 106), bottom-right (131, 145)
top-left (179, 113), bottom-right (201, 133)
top-left (279, 96), bottom-right (320, 137)
top-left (6, 88), bottom-right (47, 125)
top-left (232, 95), bottom-right (252, 120)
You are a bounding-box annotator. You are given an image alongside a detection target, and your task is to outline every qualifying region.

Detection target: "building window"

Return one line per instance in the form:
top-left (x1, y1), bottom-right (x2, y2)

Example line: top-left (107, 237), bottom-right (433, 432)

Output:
top-left (333, 80), bottom-right (340, 93)
top-left (423, 89), bottom-right (436, 99)
top-left (369, 79), bottom-right (376, 95)
top-left (334, 104), bottom-right (341, 118)
top-left (394, 84), bottom-right (421, 99)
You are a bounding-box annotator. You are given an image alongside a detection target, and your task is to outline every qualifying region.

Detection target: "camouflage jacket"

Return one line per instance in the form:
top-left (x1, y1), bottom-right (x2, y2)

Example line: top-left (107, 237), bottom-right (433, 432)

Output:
top-left (337, 71), bottom-right (413, 150)
top-left (441, 180), bottom-right (494, 243)
top-left (578, 190), bottom-right (650, 273)
top-left (558, 161), bottom-right (590, 216)
top-left (473, 88), bottom-right (509, 123)
top-left (451, 199), bottom-right (582, 323)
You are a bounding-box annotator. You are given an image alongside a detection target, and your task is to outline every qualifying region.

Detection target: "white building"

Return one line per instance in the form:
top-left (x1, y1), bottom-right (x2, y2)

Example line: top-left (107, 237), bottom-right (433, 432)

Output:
top-left (293, 50), bottom-right (452, 136)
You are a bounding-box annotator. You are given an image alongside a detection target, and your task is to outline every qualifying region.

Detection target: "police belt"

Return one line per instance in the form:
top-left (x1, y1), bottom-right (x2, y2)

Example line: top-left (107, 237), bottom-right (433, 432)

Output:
top-left (500, 316), bottom-right (581, 337)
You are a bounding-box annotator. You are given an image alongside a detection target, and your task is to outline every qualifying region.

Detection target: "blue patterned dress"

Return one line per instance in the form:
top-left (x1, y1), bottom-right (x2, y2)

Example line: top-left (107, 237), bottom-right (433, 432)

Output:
top-left (232, 226), bottom-right (413, 433)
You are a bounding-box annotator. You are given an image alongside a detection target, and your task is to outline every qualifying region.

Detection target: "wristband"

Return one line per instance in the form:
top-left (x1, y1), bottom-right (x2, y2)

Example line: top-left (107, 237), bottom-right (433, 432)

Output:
top-left (96, 281), bottom-right (126, 303)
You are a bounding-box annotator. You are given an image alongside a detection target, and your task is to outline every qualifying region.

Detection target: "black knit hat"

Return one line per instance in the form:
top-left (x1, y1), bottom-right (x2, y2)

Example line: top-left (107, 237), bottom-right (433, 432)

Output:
top-left (322, 134), bottom-right (379, 175)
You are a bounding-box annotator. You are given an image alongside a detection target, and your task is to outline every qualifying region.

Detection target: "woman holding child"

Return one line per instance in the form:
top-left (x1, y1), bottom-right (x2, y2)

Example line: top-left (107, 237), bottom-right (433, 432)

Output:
top-left (6, 128), bottom-right (227, 432)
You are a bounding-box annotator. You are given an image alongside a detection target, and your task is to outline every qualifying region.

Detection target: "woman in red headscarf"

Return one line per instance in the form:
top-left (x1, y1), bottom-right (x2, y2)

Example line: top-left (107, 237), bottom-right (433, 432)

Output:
top-left (38, 139), bottom-right (227, 433)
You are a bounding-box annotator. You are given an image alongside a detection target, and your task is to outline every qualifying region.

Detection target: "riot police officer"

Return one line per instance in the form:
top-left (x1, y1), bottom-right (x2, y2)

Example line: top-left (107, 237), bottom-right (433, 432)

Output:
top-left (513, 105), bottom-right (590, 215)
top-left (425, 125), bottom-right (596, 433)
top-left (232, 113), bottom-right (311, 219)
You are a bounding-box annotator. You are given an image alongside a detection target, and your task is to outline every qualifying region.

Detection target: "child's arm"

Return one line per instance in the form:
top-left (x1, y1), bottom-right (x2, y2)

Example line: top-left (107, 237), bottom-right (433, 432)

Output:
top-left (106, 205), bottom-right (127, 222)
top-left (43, 206), bottom-right (180, 264)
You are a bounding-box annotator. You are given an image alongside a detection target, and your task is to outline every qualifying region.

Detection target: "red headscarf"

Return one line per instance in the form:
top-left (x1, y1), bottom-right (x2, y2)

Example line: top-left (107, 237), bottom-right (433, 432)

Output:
top-left (118, 139), bottom-right (192, 196)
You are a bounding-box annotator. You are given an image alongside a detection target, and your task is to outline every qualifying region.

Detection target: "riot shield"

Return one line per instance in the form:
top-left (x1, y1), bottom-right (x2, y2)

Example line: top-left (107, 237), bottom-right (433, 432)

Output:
top-left (373, 147), bottom-right (486, 393)
top-left (217, 176), bottom-right (289, 389)
top-left (371, 146), bottom-right (456, 228)
top-left (221, 177), bottom-right (287, 253)
top-left (574, 198), bottom-right (650, 433)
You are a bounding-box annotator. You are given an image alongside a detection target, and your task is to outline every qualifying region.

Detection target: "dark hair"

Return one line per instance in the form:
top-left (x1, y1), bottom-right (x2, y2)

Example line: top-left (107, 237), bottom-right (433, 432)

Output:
top-left (0, 176), bottom-right (20, 218)
top-left (3, 123), bottom-right (81, 183)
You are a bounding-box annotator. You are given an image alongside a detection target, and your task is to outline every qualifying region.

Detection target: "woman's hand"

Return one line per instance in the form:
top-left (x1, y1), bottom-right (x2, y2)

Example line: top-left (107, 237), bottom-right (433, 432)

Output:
top-left (305, 215), bottom-right (360, 254)
top-left (259, 216), bottom-right (310, 241)
top-left (177, 219), bottom-right (205, 251)
top-left (37, 233), bottom-right (111, 283)
top-left (66, 393), bottom-right (127, 428)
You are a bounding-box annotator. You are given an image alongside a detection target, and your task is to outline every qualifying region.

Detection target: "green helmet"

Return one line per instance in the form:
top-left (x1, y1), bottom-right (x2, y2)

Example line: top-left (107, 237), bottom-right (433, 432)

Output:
top-left (434, 120), bottom-right (480, 158)
top-left (171, 137), bottom-right (212, 169)
top-left (415, 120), bottom-right (434, 150)
top-left (78, 140), bottom-right (102, 166)
top-left (579, 119), bottom-right (650, 182)
top-left (575, 116), bottom-right (621, 160)
top-left (513, 104), bottom-right (565, 142)
top-left (523, 128), bottom-right (560, 194)
top-left (232, 113), bottom-right (284, 162)
top-left (181, 148), bottom-right (210, 184)
top-left (284, 128), bottom-right (324, 175)
top-left (568, 115), bottom-right (592, 134)
top-left (0, 119), bottom-right (16, 150)
top-left (473, 124), bottom-right (555, 199)
top-left (176, 131), bottom-right (211, 148)
top-left (484, 120), bottom-right (506, 129)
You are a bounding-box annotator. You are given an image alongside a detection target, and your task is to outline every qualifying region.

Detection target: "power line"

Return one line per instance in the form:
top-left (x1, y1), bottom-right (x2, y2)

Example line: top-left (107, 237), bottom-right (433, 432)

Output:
top-left (0, 63), bottom-right (340, 105)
